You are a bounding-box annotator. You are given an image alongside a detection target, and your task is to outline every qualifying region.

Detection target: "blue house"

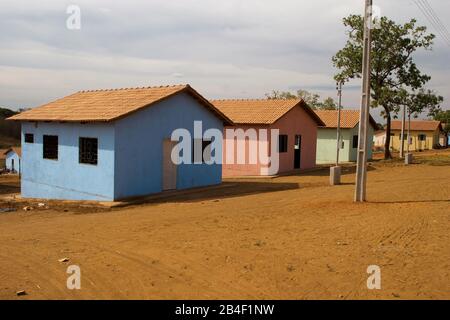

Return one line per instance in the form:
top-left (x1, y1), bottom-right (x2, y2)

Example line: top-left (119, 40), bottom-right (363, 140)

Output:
top-left (4, 147), bottom-right (21, 173)
top-left (8, 85), bottom-right (232, 201)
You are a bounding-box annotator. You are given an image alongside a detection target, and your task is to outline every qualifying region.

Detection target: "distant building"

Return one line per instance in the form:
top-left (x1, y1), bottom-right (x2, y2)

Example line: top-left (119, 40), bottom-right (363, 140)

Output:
top-left (373, 130), bottom-right (386, 148)
top-left (8, 85), bottom-right (231, 201)
top-left (210, 99), bottom-right (324, 176)
top-left (4, 147), bottom-right (21, 173)
top-left (390, 120), bottom-right (444, 151)
top-left (315, 110), bottom-right (377, 164)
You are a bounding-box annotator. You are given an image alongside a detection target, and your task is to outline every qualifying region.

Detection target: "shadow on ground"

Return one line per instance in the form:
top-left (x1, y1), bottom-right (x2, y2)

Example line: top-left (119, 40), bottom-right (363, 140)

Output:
top-left (284, 164), bottom-right (376, 178)
top-left (127, 181), bottom-right (301, 206)
top-left (0, 183), bottom-right (20, 195)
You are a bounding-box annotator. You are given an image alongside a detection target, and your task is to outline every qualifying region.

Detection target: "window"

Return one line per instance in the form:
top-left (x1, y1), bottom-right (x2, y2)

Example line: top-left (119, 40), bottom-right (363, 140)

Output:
top-left (24, 133), bottom-right (34, 143)
top-left (418, 134), bottom-right (426, 141)
top-left (79, 137), bottom-right (98, 165)
top-left (202, 140), bottom-right (212, 163)
top-left (192, 139), bottom-right (212, 163)
top-left (43, 135), bottom-right (58, 160)
top-left (352, 135), bottom-right (359, 148)
top-left (278, 135), bottom-right (288, 153)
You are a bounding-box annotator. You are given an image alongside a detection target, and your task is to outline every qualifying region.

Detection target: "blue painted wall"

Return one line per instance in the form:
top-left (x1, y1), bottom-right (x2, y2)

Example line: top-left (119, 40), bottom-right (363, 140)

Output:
top-left (114, 92), bottom-right (223, 199)
top-left (5, 151), bottom-right (20, 173)
top-left (20, 92), bottom-right (223, 201)
top-left (21, 122), bottom-right (115, 201)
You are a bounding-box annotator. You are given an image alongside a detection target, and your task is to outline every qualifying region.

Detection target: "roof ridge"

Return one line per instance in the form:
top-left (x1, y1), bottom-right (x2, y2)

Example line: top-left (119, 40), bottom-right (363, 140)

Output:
top-left (78, 84), bottom-right (187, 93)
top-left (315, 109), bottom-right (360, 112)
top-left (210, 98), bottom-right (301, 102)
top-left (392, 119), bottom-right (439, 122)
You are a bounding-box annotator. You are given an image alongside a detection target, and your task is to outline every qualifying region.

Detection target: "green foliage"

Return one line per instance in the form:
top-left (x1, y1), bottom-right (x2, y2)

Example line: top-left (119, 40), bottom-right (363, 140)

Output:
top-left (433, 110), bottom-right (450, 134)
top-left (0, 107), bottom-right (20, 148)
top-left (320, 97), bottom-right (338, 110)
top-left (266, 89), bottom-right (338, 110)
top-left (332, 14), bottom-right (443, 158)
top-left (0, 107), bottom-right (18, 119)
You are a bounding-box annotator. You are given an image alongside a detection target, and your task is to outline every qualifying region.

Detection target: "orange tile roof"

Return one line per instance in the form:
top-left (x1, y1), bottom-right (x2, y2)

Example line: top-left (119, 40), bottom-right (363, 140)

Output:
top-left (391, 120), bottom-right (442, 132)
top-left (209, 99), bottom-right (324, 125)
top-left (7, 85), bottom-right (232, 124)
top-left (315, 109), bottom-right (378, 129)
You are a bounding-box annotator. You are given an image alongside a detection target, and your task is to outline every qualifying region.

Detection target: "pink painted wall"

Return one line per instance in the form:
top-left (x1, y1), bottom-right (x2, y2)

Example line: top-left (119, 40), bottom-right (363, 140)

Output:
top-left (222, 124), bottom-right (267, 177)
top-left (222, 106), bottom-right (318, 176)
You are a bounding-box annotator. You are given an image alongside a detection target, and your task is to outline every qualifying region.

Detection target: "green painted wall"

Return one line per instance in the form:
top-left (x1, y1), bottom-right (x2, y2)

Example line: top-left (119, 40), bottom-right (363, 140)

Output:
top-left (316, 126), bottom-right (373, 164)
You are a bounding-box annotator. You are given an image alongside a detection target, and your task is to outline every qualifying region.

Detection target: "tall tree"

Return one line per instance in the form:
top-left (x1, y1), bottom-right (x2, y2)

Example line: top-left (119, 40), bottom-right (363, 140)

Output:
top-left (433, 110), bottom-right (450, 136)
top-left (320, 97), bottom-right (338, 110)
top-left (332, 15), bottom-right (442, 158)
top-left (266, 89), bottom-right (338, 110)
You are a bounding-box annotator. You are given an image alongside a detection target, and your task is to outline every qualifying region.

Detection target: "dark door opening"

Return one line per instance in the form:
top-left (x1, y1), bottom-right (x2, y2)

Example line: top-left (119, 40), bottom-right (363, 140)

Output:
top-left (294, 135), bottom-right (301, 169)
top-left (11, 159), bottom-right (15, 172)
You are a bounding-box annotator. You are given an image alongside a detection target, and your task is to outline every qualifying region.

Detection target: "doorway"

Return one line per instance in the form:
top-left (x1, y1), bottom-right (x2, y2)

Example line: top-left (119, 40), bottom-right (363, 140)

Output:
top-left (11, 159), bottom-right (15, 172)
top-left (162, 139), bottom-right (177, 191)
top-left (294, 135), bottom-right (301, 169)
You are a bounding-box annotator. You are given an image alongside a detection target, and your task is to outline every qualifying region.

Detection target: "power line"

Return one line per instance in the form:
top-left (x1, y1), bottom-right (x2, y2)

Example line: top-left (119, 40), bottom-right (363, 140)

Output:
top-left (421, 0), bottom-right (450, 42)
top-left (420, 0), bottom-right (450, 43)
top-left (413, 0), bottom-right (450, 46)
top-left (414, 0), bottom-right (450, 44)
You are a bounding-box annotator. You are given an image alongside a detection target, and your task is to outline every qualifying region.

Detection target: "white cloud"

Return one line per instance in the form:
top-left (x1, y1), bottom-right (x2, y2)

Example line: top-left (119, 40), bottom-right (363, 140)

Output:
top-left (0, 0), bottom-right (449, 122)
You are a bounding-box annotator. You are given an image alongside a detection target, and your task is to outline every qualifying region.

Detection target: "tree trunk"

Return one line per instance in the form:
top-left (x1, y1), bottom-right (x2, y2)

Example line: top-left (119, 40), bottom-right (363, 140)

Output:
top-left (384, 108), bottom-right (392, 159)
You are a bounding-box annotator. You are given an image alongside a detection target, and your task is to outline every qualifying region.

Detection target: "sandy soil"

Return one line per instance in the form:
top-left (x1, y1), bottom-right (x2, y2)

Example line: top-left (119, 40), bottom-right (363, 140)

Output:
top-left (0, 150), bottom-right (449, 300)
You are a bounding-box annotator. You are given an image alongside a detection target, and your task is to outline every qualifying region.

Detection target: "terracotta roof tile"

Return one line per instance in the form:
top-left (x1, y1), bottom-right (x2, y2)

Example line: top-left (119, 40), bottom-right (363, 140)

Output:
top-left (391, 120), bottom-right (442, 131)
top-left (210, 99), bottom-right (324, 125)
top-left (8, 85), bottom-right (232, 124)
top-left (315, 110), bottom-right (378, 129)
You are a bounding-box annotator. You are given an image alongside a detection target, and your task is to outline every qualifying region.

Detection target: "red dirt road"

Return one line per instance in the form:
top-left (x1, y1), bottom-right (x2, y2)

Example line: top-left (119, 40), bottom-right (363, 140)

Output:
top-left (0, 152), bottom-right (449, 299)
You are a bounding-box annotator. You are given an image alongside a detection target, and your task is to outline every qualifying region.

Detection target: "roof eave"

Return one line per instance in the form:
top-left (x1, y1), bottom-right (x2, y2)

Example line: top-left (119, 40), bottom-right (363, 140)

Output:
top-left (300, 101), bottom-right (326, 127)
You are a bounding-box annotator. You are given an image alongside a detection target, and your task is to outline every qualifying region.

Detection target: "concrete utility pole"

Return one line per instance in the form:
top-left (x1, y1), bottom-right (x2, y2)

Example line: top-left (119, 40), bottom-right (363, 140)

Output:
top-left (336, 81), bottom-right (343, 166)
top-left (330, 81), bottom-right (343, 185)
top-left (407, 107), bottom-right (411, 153)
top-left (400, 104), bottom-right (406, 158)
top-left (405, 106), bottom-right (413, 164)
top-left (354, 0), bottom-right (373, 202)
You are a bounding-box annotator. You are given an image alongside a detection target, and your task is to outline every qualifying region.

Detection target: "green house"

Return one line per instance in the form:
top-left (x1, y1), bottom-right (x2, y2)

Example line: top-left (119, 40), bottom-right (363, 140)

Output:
top-left (315, 110), bottom-right (377, 164)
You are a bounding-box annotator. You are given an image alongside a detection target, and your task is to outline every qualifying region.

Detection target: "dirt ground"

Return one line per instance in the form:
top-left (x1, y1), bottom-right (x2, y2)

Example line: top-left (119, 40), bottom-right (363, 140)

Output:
top-left (0, 150), bottom-right (449, 300)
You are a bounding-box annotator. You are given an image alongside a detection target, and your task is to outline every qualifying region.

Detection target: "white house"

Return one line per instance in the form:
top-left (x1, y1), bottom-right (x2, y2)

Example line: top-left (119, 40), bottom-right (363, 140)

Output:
top-left (4, 147), bottom-right (21, 173)
top-left (373, 130), bottom-right (386, 148)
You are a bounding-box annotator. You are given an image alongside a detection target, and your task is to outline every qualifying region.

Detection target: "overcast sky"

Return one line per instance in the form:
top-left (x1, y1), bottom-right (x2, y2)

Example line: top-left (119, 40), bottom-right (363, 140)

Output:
top-left (1, 0), bottom-right (449, 122)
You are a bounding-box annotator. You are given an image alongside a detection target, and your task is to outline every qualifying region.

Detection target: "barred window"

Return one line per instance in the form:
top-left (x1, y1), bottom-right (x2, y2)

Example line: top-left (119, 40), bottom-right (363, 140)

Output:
top-left (25, 133), bottom-right (34, 143)
top-left (202, 139), bottom-right (212, 163)
top-left (79, 137), bottom-right (98, 165)
top-left (43, 135), bottom-right (58, 160)
top-left (192, 139), bottom-right (211, 163)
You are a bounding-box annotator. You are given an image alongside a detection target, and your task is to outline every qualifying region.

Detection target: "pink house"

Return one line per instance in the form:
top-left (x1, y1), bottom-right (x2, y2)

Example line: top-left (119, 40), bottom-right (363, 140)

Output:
top-left (210, 99), bottom-right (325, 176)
